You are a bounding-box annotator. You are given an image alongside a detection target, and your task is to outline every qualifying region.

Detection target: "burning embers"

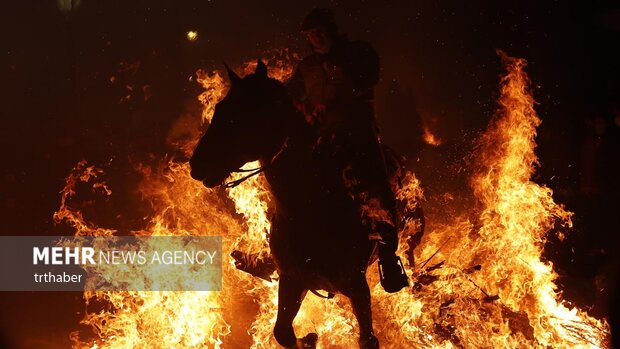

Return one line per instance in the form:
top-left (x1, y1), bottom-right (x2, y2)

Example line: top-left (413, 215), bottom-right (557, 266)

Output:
top-left (62, 51), bottom-right (609, 348)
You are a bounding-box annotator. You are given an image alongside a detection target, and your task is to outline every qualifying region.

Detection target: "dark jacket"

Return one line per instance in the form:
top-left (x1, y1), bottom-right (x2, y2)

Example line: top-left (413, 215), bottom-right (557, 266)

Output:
top-left (286, 37), bottom-right (397, 248)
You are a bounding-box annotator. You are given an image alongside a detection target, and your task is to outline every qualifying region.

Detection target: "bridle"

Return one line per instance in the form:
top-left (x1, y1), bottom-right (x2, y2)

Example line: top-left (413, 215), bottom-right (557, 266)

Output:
top-left (221, 137), bottom-right (289, 189)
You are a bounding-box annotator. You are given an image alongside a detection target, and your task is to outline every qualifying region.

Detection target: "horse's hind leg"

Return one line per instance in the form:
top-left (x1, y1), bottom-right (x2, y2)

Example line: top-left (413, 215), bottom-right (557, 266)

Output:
top-left (274, 275), bottom-right (307, 348)
top-left (344, 275), bottom-right (379, 349)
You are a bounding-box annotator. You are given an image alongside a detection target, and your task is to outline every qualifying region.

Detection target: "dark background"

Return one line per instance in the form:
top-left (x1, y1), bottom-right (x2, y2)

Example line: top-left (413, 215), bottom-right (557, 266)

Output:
top-left (1, 0), bottom-right (619, 348)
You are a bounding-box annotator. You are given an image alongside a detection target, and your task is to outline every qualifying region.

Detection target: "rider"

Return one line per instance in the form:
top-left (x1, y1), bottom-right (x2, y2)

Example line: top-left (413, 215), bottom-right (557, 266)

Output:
top-left (286, 8), bottom-right (409, 293)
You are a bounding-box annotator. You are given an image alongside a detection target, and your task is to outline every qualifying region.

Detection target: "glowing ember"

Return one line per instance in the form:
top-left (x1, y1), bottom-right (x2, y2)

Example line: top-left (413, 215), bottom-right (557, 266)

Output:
top-left (63, 50), bottom-right (609, 348)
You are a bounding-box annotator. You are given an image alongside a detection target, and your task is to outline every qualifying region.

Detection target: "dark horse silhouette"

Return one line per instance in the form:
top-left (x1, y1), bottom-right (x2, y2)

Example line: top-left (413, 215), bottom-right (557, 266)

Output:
top-left (190, 61), bottom-right (387, 349)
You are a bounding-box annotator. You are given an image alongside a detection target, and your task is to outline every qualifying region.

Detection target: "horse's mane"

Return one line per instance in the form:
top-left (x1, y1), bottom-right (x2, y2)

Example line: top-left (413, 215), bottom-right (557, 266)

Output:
top-left (237, 72), bottom-right (308, 132)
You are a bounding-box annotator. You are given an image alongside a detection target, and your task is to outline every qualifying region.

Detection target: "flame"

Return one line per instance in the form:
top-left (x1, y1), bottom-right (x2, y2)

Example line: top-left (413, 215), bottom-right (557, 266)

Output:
top-left (62, 49), bottom-right (609, 348)
top-left (365, 51), bottom-right (609, 348)
top-left (421, 112), bottom-right (442, 146)
top-left (63, 160), bottom-right (238, 348)
top-left (422, 126), bottom-right (442, 146)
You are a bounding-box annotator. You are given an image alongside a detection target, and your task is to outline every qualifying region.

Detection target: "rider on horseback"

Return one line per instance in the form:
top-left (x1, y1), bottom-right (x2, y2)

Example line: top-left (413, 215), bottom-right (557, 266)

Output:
top-left (286, 8), bottom-right (409, 293)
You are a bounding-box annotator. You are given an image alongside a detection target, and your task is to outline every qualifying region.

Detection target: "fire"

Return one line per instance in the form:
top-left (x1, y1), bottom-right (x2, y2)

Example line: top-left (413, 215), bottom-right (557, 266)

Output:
top-left (60, 49), bottom-right (609, 348)
top-left (421, 112), bottom-right (442, 147)
top-left (61, 160), bottom-right (237, 348)
top-left (422, 126), bottom-right (442, 146)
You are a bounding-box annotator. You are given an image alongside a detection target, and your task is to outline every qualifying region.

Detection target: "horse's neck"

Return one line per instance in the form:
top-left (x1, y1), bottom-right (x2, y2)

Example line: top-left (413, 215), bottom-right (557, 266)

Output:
top-left (262, 109), bottom-right (354, 220)
top-left (261, 109), bottom-right (316, 188)
top-left (284, 109), bottom-right (315, 146)
top-left (260, 109), bottom-right (314, 166)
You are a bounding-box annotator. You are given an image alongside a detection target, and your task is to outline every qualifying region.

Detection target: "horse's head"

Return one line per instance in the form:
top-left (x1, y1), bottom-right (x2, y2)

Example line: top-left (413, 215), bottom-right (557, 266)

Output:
top-left (189, 60), bottom-right (293, 187)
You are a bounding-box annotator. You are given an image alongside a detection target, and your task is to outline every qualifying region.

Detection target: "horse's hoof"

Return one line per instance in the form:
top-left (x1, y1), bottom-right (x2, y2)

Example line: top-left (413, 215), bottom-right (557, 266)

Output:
top-left (359, 335), bottom-right (379, 349)
top-left (230, 250), bottom-right (276, 281)
top-left (297, 333), bottom-right (318, 348)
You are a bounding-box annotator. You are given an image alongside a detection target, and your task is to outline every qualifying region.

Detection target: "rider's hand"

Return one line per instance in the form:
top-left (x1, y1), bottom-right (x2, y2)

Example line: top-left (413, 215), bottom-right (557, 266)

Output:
top-left (304, 103), bottom-right (326, 125)
top-left (312, 103), bottom-right (326, 118)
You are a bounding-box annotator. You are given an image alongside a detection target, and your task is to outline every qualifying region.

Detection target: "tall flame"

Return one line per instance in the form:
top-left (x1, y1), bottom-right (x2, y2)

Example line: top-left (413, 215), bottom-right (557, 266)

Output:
top-left (61, 50), bottom-right (609, 348)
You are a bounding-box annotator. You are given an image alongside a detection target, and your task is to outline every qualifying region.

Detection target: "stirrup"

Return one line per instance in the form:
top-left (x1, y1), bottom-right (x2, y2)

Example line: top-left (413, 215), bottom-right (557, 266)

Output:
top-left (378, 256), bottom-right (409, 293)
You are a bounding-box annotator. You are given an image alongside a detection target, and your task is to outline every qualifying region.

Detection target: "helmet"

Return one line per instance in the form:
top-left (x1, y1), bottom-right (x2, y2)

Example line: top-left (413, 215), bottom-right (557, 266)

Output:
top-left (301, 8), bottom-right (338, 35)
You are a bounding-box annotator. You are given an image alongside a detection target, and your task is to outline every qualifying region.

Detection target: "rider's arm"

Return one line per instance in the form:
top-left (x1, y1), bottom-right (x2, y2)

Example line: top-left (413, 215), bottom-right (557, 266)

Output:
top-left (285, 67), bottom-right (306, 111)
top-left (345, 120), bottom-right (399, 256)
top-left (344, 118), bottom-right (397, 216)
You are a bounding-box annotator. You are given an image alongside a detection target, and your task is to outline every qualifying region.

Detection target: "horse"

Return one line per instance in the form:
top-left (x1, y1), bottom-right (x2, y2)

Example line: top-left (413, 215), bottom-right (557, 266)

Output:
top-left (190, 60), bottom-right (387, 349)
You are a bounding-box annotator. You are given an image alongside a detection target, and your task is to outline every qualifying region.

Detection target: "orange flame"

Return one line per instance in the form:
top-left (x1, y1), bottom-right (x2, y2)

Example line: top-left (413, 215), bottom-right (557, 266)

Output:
top-left (422, 126), bottom-right (442, 146)
top-left (62, 49), bottom-right (609, 348)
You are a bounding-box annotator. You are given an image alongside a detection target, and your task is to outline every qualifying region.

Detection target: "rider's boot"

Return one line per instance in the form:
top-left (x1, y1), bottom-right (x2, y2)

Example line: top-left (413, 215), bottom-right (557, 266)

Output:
top-left (378, 251), bottom-right (409, 293)
top-left (376, 222), bottom-right (409, 293)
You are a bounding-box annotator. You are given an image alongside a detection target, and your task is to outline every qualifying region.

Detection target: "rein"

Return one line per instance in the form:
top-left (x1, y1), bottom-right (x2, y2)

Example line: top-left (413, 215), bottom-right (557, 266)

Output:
top-left (310, 289), bottom-right (335, 299)
top-left (222, 137), bottom-right (289, 189)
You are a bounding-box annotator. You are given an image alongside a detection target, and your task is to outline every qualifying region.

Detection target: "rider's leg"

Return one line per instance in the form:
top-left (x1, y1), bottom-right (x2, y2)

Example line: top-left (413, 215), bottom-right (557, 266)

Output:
top-left (335, 127), bottom-right (409, 293)
top-left (377, 221), bottom-right (409, 293)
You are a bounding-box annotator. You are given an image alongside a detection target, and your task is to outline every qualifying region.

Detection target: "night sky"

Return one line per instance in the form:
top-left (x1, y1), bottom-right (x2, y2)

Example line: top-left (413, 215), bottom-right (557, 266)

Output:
top-left (1, 1), bottom-right (619, 347)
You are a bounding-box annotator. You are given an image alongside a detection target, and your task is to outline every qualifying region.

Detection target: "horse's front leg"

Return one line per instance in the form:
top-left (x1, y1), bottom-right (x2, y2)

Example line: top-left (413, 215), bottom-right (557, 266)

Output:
top-left (343, 274), bottom-right (379, 349)
top-left (274, 275), bottom-right (307, 348)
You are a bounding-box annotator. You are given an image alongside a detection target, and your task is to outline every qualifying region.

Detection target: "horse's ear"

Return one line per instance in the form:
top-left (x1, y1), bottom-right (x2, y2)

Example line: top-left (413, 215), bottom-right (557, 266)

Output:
top-left (224, 63), bottom-right (241, 85)
top-left (255, 60), bottom-right (268, 78)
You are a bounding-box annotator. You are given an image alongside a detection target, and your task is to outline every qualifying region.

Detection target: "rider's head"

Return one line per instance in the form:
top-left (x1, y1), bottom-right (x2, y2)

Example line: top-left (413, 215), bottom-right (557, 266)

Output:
top-left (301, 8), bottom-right (338, 54)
